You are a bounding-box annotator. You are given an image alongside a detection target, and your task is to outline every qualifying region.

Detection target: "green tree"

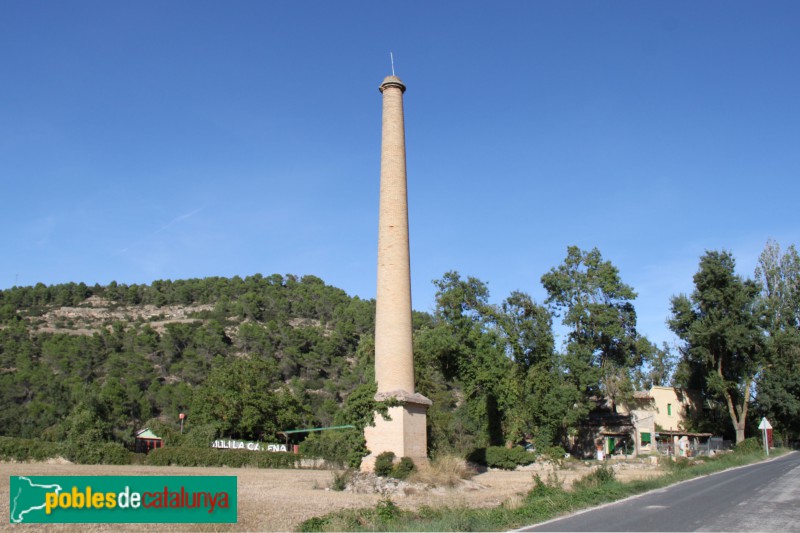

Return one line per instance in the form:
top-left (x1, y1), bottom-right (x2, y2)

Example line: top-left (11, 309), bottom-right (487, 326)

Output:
top-left (495, 291), bottom-right (570, 446)
top-left (632, 340), bottom-right (677, 389)
top-left (669, 251), bottom-right (764, 443)
top-left (190, 356), bottom-right (306, 441)
top-left (541, 246), bottom-right (645, 411)
top-left (753, 240), bottom-right (800, 442)
top-left (428, 272), bottom-right (511, 446)
top-left (498, 291), bottom-right (554, 371)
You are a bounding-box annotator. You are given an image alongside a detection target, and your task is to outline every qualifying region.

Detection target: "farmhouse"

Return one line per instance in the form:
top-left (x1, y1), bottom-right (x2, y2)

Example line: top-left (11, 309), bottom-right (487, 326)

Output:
top-left (573, 386), bottom-right (707, 458)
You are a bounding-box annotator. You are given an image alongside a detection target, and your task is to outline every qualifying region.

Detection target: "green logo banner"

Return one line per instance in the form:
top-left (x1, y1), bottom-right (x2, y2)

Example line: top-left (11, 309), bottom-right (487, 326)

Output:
top-left (9, 476), bottom-right (237, 524)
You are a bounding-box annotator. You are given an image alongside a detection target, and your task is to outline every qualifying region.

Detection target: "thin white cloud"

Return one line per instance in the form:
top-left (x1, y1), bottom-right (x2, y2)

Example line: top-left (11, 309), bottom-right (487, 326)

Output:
top-left (117, 207), bottom-right (205, 254)
top-left (153, 207), bottom-right (205, 234)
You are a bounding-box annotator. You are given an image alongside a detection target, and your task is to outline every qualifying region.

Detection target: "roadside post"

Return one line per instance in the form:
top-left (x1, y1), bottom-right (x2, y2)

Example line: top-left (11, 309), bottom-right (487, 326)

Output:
top-left (758, 417), bottom-right (772, 456)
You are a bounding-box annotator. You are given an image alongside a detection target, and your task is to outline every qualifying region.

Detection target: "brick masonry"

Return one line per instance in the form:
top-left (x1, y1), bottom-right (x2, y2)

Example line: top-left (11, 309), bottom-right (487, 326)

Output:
top-left (364, 76), bottom-right (431, 470)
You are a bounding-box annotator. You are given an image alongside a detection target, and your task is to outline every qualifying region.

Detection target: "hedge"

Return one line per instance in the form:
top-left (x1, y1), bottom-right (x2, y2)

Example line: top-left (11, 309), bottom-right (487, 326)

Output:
top-left (144, 447), bottom-right (301, 468)
top-left (0, 436), bottom-right (301, 469)
top-left (0, 436), bottom-right (63, 461)
top-left (0, 436), bottom-right (137, 465)
top-left (62, 441), bottom-right (135, 465)
top-left (467, 446), bottom-right (537, 469)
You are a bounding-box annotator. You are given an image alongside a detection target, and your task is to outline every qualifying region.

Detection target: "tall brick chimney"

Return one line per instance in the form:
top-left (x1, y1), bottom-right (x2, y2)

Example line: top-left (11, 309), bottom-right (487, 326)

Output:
top-left (362, 75), bottom-right (431, 470)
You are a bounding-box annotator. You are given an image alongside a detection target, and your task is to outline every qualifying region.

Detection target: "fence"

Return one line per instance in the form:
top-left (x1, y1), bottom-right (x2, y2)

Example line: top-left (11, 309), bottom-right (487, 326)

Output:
top-left (655, 436), bottom-right (730, 457)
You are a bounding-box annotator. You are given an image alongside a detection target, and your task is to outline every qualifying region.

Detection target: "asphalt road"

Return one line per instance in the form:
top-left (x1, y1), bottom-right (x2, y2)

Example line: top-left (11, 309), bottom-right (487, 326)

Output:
top-left (519, 451), bottom-right (800, 532)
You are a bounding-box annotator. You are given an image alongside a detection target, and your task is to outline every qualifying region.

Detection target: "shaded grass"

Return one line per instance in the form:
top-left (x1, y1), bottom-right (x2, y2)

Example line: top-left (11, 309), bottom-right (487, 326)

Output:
top-left (297, 449), bottom-right (789, 532)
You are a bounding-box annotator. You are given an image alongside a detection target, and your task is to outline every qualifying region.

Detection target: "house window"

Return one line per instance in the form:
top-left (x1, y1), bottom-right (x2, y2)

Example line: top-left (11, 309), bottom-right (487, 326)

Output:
top-left (641, 432), bottom-right (651, 446)
top-left (667, 403), bottom-right (672, 416)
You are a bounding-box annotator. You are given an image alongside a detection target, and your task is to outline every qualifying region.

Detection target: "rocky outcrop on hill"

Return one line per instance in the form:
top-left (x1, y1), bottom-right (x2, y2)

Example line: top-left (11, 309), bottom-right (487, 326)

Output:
top-left (32, 298), bottom-right (214, 335)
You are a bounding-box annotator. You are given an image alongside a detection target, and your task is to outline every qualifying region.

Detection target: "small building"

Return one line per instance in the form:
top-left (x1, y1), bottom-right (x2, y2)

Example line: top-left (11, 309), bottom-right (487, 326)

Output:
top-left (134, 428), bottom-right (164, 454)
top-left (573, 400), bottom-right (636, 458)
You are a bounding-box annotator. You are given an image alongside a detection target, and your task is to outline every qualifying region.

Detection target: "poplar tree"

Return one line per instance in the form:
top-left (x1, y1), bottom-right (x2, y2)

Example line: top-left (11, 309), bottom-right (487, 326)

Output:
top-left (754, 240), bottom-right (800, 442)
top-left (669, 251), bottom-right (764, 443)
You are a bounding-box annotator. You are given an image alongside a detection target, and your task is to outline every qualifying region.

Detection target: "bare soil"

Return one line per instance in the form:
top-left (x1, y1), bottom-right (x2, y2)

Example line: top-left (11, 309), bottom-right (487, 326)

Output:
top-left (1, 459), bottom-right (662, 532)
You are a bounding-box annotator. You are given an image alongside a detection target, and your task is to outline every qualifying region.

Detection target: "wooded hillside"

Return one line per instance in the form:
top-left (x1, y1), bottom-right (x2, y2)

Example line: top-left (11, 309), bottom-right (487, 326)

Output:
top-left (2, 241), bottom-right (797, 460)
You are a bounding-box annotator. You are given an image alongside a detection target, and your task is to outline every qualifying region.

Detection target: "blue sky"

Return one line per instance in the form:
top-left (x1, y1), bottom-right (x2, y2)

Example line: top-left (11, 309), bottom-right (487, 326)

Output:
top-left (2, 2), bottom-right (798, 348)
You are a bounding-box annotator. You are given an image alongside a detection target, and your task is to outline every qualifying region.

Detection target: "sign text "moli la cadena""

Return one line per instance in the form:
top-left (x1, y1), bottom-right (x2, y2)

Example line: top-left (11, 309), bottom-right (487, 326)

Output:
top-left (211, 439), bottom-right (288, 452)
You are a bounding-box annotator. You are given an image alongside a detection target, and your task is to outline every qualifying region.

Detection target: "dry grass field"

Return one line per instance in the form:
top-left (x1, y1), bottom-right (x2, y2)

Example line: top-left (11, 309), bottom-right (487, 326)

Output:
top-left (1, 459), bottom-right (662, 532)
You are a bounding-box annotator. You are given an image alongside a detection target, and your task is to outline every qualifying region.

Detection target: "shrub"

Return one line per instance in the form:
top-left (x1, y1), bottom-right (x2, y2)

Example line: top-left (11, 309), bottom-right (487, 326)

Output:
top-left (331, 470), bottom-right (352, 491)
top-left (374, 451), bottom-right (396, 477)
top-left (528, 473), bottom-right (566, 500)
top-left (96, 442), bottom-right (135, 465)
top-left (63, 441), bottom-right (133, 465)
top-left (391, 457), bottom-right (415, 480)
top-left (375, 497), bottom-right (401, 521)
top-left (465, 447), bottom-right (487, 466)
top-left (484, 446), bottom-right (536, 469)
top-left (298, 516), bottom-right (329, 532)
top-left (540, 445), bottom-right (567, 465)
top-left (735, 437), bottom-right (762, 455)
top-left (663, 457), bottom-right (692, 472)
top-left (572, 464), bottom-right (616, 490)
top-left (251, 450), bottom-right (301, 468)
top-left (468, 446), bottom-right (537, 469)
top-left (412, 454), bottom-right (475, 487)
top-left (299, 429), bottom-right (367, 468)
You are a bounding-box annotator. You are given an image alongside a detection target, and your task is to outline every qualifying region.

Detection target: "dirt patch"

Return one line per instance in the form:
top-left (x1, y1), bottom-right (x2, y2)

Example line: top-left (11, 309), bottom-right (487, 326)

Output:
top-left (0, 459), bottom-right (663, 532)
